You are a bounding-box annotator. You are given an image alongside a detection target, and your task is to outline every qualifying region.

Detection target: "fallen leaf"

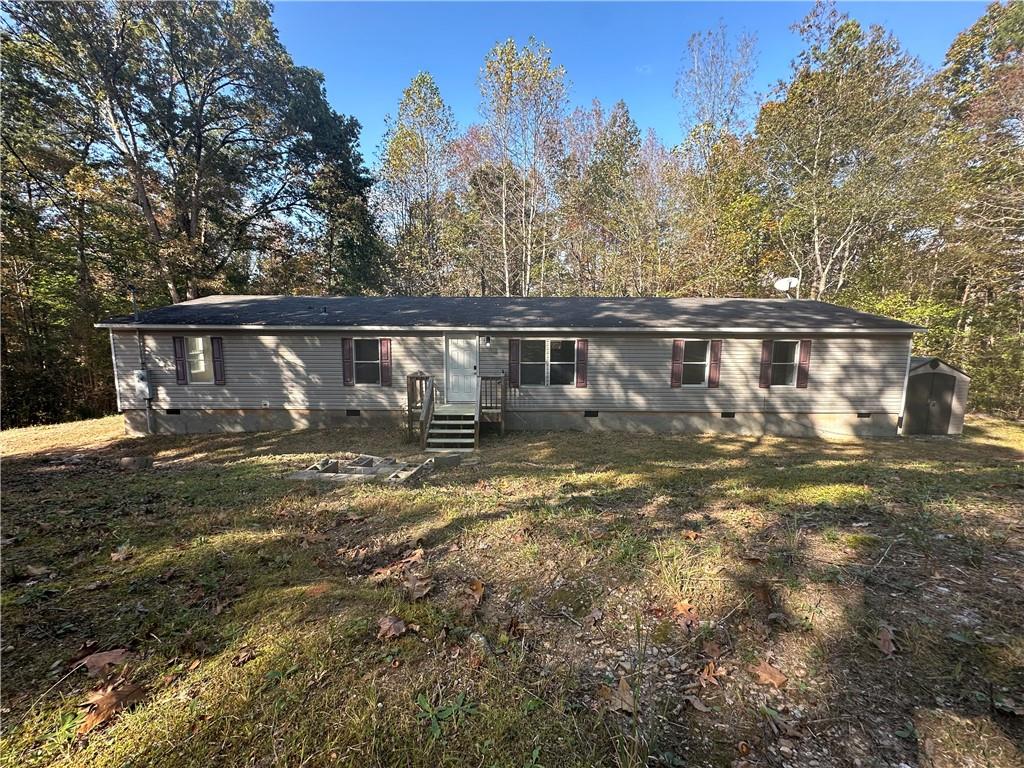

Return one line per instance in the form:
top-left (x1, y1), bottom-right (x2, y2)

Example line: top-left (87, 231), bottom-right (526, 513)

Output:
top-left (377, 616), bottom-right (407, 640)
top-left (682, 530), bottom-right (700, 541)
top-left (79, 649), bottom-right (130, 677)
top-left (698, 660), bottom-right (721, 687)
top-left (25, 564), bottom-right (54, 577)
top-left (877, 624), bottom-right (896, 656)
top-left (702, 640), bottom-right (724, 659)
top-left (749, 659), bottom-right (787, 688)
top-left (404, 571), bottom-right (433, 601)
top-left (77, 682), bottom-right (147, 736)
top-left (467, 578), bottom-right (485, 606)
top-left (231, 646), bottom-right (256, 667)
top-left (583, 607), bottom-right (603, 629)
top-left (672, 600), bottom-right (699, 631)
top-left (597, 676), bottom-right (634, 713)
top-left (110, 544), bottom-right (133, 562)
top-left (682, 694), bottom-right (711, 712)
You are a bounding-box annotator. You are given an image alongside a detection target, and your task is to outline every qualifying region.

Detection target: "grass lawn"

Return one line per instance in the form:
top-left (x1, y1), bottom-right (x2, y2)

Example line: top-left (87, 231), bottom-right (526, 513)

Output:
top-left (1, 416), bottom-right (1022, 768)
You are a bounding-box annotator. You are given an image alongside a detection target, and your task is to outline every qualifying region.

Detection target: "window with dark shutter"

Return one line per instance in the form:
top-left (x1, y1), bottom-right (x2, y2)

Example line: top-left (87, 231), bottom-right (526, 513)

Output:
top-left (708, 340), bottom-right (722, 388)
top-left (173, 336), bottom-right (189, 385)
top-left (575, 339), bottom-right (588, 388)
top-left (211, 337), bottom-right (226, 385)
top-left (759, 340), bottom-right (774, 389)
top-left (796, 339), bottom-right (812, 388)
top-left (354, 339), bottom-right (381, 384)
top-left (342, 337), bottom-right (354, 386)
top-left (670, 339), bottom-right (684, 388)
top-left (379, 338), bottom-right (392, 387)
top-left (508, 338), bottom-right (521, 388)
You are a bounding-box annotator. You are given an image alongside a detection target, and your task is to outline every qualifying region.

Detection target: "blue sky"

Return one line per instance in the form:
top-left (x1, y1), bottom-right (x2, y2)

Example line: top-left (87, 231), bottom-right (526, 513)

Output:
top-left (271, 2), bottom-right (986, 165)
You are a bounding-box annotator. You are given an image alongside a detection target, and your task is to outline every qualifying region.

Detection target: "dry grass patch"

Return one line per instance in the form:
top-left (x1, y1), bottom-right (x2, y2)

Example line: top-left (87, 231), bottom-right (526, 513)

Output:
top-left (1, 416), bottom-right (1022, 767)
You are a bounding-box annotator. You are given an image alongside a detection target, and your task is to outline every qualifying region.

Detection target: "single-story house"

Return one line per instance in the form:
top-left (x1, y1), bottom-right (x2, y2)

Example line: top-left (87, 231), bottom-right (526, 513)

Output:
top-left (97, 295), bottom-right (924, 443)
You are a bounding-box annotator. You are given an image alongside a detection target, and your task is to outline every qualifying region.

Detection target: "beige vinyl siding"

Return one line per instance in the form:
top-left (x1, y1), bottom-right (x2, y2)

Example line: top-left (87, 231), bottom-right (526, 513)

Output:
top-left (112, 330), bottom-right (443, 410)
top-left (480, 334), bottom-right (910, 414)
top-left (113, 330), bottom-right (911, 415)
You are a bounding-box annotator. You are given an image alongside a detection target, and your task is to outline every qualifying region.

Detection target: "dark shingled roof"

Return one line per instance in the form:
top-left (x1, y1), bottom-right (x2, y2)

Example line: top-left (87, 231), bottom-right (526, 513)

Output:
top-left (97, 295), bottom-right (922, 333)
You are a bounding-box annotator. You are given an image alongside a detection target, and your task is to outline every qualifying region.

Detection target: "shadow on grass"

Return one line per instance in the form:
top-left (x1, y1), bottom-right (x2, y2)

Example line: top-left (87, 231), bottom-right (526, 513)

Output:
top-left (2, 421), bottom-right (1022, 766)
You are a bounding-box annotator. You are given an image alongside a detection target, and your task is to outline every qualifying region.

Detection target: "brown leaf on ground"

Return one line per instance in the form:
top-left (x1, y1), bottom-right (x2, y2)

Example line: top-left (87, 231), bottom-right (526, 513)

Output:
top-left (749, 659), bottom-right (788, 688)
top-left (682, 530), bottom-right (700, 541)
top-left (231, 646), bottom-right (257, 667)
top-left (671, 600), bottom-right (699, 632)
top-left (682, 694), bottom-right (711, 712)
top-left (79, 649), bottom-right (131, 677)
top-left (400, 548), bottom-right (424, 566)
top-left (25, 564), bottom-right (54, 578)
top-left (702, 640), bottom-right (724, 659)
top-left (877, 624), bottom-right (896, 656)
top-left (597, 676), bottom-right (634, 713)
top-left (698, 660), bottom-right (721, 687)
top-left (110, 543), bottom-right (133, 562)
top-left (370, 548), bottom-right (426, 583)
top-left (583, 607), bottom-right (603, 628)
top-left (467, 578), bottom-right (485, 606)
top-left (377, 615), bottom-right (407, 640)
top-left (77, 682), bottom-right (147, 736)
top-left (404, 571), bottom-right (433, 600)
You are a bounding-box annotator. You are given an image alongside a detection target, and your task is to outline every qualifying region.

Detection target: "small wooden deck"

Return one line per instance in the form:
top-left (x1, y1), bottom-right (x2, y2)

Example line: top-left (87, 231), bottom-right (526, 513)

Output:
top-left (406, 373), bottom-right (507, 451)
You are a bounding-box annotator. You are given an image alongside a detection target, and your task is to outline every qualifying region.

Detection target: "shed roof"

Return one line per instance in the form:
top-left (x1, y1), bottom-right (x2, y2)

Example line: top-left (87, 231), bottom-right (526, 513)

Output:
top-left (96, 295), bottom-right (923, 334)
top-left (909, 356), bottom-right (971, 379)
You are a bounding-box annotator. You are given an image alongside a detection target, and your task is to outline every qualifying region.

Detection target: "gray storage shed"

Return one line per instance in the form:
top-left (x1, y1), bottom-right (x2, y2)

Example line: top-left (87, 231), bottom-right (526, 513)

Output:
top-left (902, 356), bottom-right (971, 436)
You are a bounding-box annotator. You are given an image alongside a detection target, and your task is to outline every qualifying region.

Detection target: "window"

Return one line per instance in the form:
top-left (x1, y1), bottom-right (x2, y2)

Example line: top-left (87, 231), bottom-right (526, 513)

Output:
top-left (519, 339), bottom-right (576, 387)
top-left (681, 340), bottom-right (710, 386)
top-left (354, 339), bottom-right (381, 384)
top-left (771, 340), bottom-right (799, 386)
top-left (549, 340), bottom-right (576, 386)
top-left (186, 336), bottom-right (214, 383)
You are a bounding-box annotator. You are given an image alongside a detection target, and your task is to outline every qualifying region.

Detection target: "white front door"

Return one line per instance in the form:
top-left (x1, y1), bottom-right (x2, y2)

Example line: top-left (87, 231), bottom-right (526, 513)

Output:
top-left (446, 335), bottom-right (478, 402)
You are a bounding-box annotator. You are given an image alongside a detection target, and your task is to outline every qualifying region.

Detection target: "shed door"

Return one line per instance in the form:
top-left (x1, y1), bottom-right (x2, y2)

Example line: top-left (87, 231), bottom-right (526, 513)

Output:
top-left (905, 373), bottom-right (955, 435)
top-left (445, 335), bottom-right (478, 402)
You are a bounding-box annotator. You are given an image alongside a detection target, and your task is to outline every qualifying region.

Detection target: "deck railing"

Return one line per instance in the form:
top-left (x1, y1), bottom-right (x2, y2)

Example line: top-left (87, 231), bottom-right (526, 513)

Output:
top-left (479, 374), bottom-right (508, 435)
top-left (419, 377), bottom-right (435, 450)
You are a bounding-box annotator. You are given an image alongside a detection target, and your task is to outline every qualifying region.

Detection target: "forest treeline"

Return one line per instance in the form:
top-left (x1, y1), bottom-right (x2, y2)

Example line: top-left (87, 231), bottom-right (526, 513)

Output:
top-left (2, 0), bottom-right (1021, 426)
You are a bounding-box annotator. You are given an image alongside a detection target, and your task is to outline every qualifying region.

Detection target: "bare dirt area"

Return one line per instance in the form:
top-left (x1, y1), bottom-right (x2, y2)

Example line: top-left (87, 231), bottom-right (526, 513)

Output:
top-left (1, 415), bottom-right (1022, 768)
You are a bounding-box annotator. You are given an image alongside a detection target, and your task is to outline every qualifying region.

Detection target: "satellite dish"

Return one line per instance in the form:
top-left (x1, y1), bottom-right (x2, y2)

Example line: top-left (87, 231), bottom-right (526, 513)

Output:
top-left (773, 276), bottom-right (800, 292)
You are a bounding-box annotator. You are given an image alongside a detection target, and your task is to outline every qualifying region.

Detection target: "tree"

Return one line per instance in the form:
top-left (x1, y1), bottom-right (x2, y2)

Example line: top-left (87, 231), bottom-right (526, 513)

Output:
top-left (754, 2), bottom-right (933, 300)
top-left (473, 38), bottom-right (567, 296)
top-left (672, 23), bottom-right (765, 296)
top-left (375, 72), bottom-right (463, 294)
top-left (3, 0), bottom-right (378, 302)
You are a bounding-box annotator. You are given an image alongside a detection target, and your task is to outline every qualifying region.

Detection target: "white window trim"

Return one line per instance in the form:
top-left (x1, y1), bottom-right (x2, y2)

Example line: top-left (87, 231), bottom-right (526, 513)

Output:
top-left (185, 335), bottom-right (215, 386)
top-left (353, 337), bottom-right (381, 385)
top-left (679, 339), bottom-right (711, 388)
top-left (771, 339), bottom-right (800, 388)
top-left (519, 338), bottom-right (576, 388)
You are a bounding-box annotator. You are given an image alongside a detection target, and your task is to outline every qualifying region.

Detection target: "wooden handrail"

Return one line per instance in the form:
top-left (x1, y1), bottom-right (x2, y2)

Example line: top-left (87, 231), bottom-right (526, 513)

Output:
top-left (420, 376), bottom-right (434, 450)
top-left (474, 376), bottom-right (482, 448)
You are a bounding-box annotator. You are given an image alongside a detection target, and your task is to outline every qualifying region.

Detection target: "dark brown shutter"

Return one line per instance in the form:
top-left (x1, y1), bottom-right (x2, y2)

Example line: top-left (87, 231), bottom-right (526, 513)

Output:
top-left (575, 339), bottom-right (588, 388)
top-left (707, 339), bottom-right (722, 388)
top-left (342, 337), bottom-right (354, 386)
top-left (759, 340), bottom-right (773, 389)
top-left (211, 336), bottom-right (226, 385)
top-left (172, 336), bottom-right (188, 385)
top-left (796, 339), bottom-right (812, 388)
top-left (508, 338), bottom-right (521, 388)
top-left (670, 339), bottom-right (684, 388)
top-left (379, 338), bottom-right (392, 387)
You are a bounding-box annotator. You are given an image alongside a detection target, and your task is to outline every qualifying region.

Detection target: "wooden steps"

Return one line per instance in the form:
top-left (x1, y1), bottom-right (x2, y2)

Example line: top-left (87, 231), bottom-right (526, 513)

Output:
top-left (426, 412), bottom-right (476, 452)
